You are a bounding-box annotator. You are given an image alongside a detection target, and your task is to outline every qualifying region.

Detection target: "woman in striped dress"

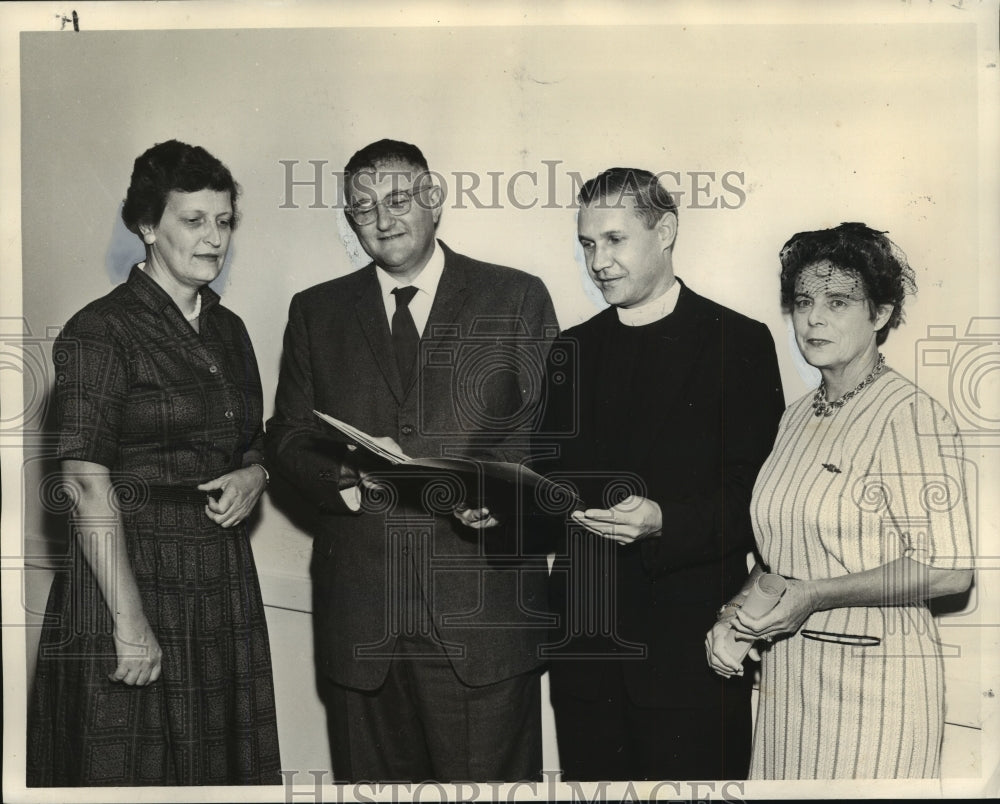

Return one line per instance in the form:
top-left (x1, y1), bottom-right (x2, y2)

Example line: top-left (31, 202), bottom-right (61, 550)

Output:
top-left (705, 222), bottom-right (974, 778)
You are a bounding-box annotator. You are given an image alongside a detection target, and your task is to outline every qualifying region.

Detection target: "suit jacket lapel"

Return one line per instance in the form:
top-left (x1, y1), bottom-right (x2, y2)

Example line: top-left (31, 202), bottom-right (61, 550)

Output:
top-left (355, 243), bottom-right (470, 403)
top-left (353, 265), bottom-right (406, 403)
top-left (424, 243), bottom-right (469, 339)
top-left (416, 243), bottom-right (470, 396)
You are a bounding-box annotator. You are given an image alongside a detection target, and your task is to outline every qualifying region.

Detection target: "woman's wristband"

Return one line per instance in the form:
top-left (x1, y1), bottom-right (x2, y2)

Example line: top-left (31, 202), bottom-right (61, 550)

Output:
top-left (716, 600), bottom-right (742, 620)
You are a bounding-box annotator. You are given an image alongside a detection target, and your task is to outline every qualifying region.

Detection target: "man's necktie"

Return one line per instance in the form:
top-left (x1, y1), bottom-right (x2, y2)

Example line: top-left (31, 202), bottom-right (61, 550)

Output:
top-left (391, 285), bottom-right (420, 388)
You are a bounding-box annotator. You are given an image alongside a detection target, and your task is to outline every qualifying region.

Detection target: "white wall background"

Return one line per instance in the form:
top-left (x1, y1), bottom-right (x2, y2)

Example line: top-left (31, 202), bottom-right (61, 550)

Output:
top-left (4, 2), bottom-right (998, 799)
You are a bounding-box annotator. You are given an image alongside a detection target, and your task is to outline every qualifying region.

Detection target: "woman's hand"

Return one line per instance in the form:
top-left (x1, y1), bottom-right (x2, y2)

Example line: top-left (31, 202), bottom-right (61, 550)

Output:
top-left (109, 615), bottom-right (163, 686)
top-left (705, 617), bottom-right (751, 679)
top-left (731, 577), bottom-right (817, 642)
top-left (570, 495), bottom-right (662, 545)
top-left (198, 465), bottom-right (267, 528)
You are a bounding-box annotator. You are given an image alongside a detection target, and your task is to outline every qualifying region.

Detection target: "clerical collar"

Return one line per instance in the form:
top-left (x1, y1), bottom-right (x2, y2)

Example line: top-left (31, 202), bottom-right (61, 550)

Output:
top-left (616, 278), bottom-right (680, 326)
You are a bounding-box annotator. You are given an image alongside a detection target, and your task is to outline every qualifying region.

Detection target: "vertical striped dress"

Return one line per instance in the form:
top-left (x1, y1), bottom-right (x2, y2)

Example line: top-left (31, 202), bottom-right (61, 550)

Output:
top-left (749, 370), bottom-right (973, 779)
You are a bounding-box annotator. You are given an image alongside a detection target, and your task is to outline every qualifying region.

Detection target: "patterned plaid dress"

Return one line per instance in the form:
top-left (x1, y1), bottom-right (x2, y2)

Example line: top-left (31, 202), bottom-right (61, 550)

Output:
top-left (27, 267), bottom-right (281, 786)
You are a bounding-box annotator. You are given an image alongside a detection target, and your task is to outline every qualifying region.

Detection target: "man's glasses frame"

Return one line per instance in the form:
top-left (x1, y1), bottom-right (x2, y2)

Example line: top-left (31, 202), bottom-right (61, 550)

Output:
top-left (345, 184), bottom-right (435, 226)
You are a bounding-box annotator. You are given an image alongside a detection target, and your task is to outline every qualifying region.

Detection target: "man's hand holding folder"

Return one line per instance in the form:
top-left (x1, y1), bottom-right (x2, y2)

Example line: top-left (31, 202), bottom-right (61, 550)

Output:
top-left (313, 410), bottom-right (583, 523)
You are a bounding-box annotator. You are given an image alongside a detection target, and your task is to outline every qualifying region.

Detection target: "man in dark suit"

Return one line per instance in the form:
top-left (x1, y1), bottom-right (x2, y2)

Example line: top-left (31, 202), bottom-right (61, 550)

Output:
top-left (265, 140), bottom-right (557, 781)
top-left (535, 167), bottom-right (785, 780)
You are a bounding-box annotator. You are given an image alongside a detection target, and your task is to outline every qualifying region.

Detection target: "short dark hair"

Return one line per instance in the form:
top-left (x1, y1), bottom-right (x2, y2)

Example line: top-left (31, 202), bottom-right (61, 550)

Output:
top-left (779, 222), bottom-right (917, 345)
top-left (343, 139), bottom-right (429, 183)
top-left (578, 167), bottom-right (678, 229)
top-left (121, 140), bottom-right (240, 235)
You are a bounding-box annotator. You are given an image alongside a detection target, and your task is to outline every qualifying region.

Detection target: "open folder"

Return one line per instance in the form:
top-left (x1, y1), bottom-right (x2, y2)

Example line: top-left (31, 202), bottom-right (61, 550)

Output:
top-left (313, 410), bottom-right (584, 518)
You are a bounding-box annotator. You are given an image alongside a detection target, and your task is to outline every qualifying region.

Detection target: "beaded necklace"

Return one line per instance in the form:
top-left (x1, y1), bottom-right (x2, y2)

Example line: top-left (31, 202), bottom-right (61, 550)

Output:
top-left (811, 353), bottom-right (886, 417)
top-left (184, 292), bottom-right (202, 322)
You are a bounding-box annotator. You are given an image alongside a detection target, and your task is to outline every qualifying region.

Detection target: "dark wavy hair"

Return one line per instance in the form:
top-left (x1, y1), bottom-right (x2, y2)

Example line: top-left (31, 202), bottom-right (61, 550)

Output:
top-left (578, 167), bottom-right (679, 230)
top-left (779, 222), bottom-right (917, 345)
top-left (343, 139), bottom-right (429, 183)
top-left (121, 140), bottom-right (240, 235)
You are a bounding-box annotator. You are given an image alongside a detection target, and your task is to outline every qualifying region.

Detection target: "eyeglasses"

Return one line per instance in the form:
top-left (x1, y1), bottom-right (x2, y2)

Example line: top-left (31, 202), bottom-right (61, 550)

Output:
top-left (345, 185), bottom-right (433, 226)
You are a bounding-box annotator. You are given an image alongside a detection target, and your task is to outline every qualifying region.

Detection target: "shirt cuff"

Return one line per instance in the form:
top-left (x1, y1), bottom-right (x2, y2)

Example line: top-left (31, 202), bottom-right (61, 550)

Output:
top-left (340, 485), bottom-right (362, 512)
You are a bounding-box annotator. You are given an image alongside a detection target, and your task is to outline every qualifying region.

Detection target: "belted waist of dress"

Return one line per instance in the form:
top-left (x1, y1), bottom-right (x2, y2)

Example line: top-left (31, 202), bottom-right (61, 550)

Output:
top-left (143, 484), bottom-right (222, 505)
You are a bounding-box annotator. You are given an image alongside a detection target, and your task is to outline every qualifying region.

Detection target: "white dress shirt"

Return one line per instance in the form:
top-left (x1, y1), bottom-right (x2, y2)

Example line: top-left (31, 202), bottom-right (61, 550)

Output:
top-left (374, 242), bottom-right (446, 335)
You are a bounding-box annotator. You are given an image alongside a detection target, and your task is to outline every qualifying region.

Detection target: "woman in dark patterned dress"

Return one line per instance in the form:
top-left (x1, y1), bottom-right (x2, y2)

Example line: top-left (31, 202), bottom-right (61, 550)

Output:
top-left (28, 140), bottom-right (281, 786)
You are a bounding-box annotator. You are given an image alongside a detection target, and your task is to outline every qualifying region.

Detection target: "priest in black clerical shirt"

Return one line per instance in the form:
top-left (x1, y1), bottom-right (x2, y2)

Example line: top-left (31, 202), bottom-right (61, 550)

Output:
top-left (533, 167), bottom-right (785, 780)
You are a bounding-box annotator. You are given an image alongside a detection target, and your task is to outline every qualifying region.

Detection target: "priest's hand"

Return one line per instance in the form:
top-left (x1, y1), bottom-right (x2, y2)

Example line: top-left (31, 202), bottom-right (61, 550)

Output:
top-left (570, 495), bottom-right (662, 545)
top-left (454, 506), bottom-right (500, 529)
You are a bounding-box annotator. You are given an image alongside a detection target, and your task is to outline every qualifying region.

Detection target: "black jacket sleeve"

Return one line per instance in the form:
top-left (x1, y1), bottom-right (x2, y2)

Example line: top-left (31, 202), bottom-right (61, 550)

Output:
top-left (264, 293), bottom-right (357, 514)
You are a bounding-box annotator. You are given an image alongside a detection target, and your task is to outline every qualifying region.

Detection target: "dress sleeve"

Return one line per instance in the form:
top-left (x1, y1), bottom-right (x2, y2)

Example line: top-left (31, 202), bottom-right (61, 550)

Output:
top-left (232, 315), bottom-right (267, 463)
top-left (53, 308), bottom-right (128, 469)
top-left (880, 388), bottom-right (975, 570)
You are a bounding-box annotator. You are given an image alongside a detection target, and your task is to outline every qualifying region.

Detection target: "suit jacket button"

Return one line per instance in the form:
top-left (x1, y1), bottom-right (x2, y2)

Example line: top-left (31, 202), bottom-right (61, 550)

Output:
top-left (400, 424), bottom-right (414, 436)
